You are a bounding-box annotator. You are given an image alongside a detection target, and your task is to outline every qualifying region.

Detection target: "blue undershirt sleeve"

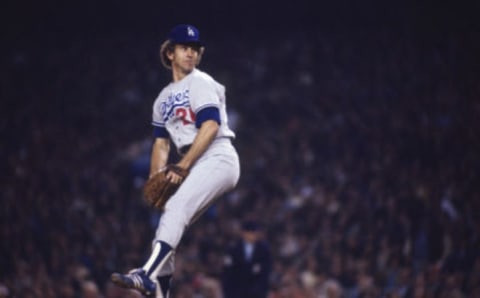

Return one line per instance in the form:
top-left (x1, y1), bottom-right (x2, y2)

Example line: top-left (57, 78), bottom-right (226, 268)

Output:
top-left (195, 106), bottom-right (221, 128)
top-left (153, 126), bottom-right (170, 138)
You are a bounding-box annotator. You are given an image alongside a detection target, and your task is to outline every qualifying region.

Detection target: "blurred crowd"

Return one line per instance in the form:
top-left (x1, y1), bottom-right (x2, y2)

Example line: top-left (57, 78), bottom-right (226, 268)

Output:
top-left (1, 24), bottom-right (479, 297)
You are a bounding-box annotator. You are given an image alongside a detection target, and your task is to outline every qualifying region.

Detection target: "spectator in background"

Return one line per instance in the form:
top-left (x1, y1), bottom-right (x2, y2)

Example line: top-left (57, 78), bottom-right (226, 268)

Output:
top-left (222, 220), bottom-right (272, 298)
top-left (0, 284), bottom-right (9, 298)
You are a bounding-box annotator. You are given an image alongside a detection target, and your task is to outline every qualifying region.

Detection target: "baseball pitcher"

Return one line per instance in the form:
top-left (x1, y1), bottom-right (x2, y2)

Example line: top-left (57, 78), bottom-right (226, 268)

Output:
top-left (111, 24), bottom-right (241, 298)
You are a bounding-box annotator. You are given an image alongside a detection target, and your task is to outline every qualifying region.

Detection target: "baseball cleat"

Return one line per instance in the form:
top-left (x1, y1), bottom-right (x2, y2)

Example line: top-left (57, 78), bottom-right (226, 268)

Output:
top-left (111, 269), bottom-right (156, 297)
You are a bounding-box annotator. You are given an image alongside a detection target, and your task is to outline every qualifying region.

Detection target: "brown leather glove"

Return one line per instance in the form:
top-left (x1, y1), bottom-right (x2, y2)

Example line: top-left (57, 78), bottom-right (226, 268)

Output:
top-left (143, 165), bottom-right (189, 210)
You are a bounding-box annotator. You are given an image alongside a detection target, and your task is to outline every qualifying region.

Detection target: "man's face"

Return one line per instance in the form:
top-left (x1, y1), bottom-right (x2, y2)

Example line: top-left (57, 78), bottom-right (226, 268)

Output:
top-left (242, 230), bottom-right (259, 243)
top-left (169, 43), bottom-right (201, 74)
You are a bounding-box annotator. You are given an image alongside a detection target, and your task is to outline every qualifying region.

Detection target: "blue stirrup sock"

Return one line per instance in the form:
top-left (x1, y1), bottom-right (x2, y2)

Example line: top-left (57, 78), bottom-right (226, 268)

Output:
top-left (142, 240), bottom-right (173, 279)
top-left (157, 274), bottom-right (173, 298)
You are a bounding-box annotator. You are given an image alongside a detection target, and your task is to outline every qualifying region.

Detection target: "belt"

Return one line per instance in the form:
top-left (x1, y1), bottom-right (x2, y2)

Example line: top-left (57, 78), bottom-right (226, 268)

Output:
top-left (178, 144), bottom-right (191, 156)
top-left (178, 137), bottom-right (232, 156)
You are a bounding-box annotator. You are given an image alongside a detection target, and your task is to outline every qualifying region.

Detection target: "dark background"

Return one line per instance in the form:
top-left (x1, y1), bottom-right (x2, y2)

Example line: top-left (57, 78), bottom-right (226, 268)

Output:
top-left (1, 0), bottom-right (480, 297)
top-left (2, 0), bottom-right (479, 39)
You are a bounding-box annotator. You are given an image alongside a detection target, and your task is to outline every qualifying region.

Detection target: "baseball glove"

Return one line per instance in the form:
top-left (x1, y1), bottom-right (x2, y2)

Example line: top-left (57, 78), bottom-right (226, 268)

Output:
top-left (143, 164), bottom-right (189, 210)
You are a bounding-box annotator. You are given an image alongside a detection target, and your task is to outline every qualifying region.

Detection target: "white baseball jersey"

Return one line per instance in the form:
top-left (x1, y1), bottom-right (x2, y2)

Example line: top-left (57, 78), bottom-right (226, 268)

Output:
top-left (152, 68), bottom-right (235, 149)
top-left (148, 70), bottom-right (241, 281)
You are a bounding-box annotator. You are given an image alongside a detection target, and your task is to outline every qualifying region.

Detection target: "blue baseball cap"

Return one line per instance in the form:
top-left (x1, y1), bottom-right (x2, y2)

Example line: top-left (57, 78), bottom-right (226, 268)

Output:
top-left (168, 24), bottom-right (202, 45)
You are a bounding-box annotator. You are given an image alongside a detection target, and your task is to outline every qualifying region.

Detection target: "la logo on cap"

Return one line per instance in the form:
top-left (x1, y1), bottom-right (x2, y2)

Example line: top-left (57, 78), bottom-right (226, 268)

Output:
top-left (166, 24), bottom-right (202, 45)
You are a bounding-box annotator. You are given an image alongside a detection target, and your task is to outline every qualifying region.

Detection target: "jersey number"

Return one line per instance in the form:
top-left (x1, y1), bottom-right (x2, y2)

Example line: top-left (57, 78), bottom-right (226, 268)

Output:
top-left (176, 107), bottom-right (196, 125)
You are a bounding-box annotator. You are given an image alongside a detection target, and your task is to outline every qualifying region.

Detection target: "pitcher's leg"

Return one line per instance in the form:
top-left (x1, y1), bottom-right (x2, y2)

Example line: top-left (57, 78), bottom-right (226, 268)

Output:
top-left (155, 156), bottom-right (240, 247)
top-left (111, 153), bottom-right (239, 296)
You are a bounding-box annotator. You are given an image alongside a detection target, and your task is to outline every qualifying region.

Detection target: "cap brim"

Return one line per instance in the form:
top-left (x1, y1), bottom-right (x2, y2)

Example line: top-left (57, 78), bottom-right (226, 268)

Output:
top-left (171, 38), bottom-right (203, 46)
